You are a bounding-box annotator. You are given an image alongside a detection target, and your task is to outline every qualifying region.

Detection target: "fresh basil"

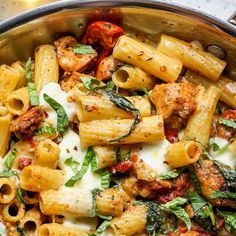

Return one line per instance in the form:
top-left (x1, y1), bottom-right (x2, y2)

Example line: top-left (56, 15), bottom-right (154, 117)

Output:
top-left (141, 86), bottom-right (151, 99)
top-left (43, 93), bottom-right (69, 134)
top-left (91, 188), bottom-right (102, 217)
top-left (196, 204), bottom-right (215, 226)
top-left (219, 118), bottom-right (236, 129)
top-left (218, 210), bottom-right (236, 232)
top-left (89, 220), bottom-right (111, 236)
top-left (34, 126), bottom-right (57, 136)
top-left (0, 170), bottom-right (19, 178)
top-left (17, 226), bottom-right (26, 236)
top-left (188, 191), bottom-right (207, 212)
top-left (208, 138), bottom-right (220, 152)
top-left (115, 147), bottom-right (130, 163)
top-left (80, 77), bottom-right (100, 91)
top-left (28, 81), bottom-right (39, 106)
top-left (73, 44), bottom-right (95, 54)
top-left (159, 169), bottom-right (180, 180)
top-left (188, 166), bottom-right (202, 193)
top-left (211, 190), bottom-right (236, 200)
top-left (16, 185), bottom-right (25, 203)
top-left (64, 157), bottom-right (80, 174)
top-left (25, 57), bottom-right (32, 81)
top-left (97, 214), bottom-right (112, 220)
top-left (90, 154), bottom-right (98, 173)
top-left (3, 149), bottom-right (17, 170)
top-left (164, 197), bottom-right (191, 230)
top-left (65, 147), bottom-right (94, 187)
top-left (98, 169), bottom-right (110, 189)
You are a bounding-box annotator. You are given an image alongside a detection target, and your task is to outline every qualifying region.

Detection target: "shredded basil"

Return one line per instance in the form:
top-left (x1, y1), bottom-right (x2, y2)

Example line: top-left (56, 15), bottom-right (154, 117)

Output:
top-left (73, 44), bottom-right (95, 54)
top-left (98, 169), bottom-right (110, 189)
top-left (141, 86), bottom-right (151, 99)
top-left (17, 226), bottom-right (26, 236)
top-left (3, 149), bottom-right (17, 170)
top-left (91, 188), bottom-right (102, 217)
top-left (65, 147), bottom-right (94, 187)
top-left (89, 220), bottom-right (111, 236)
top-left (43, 93), bottom-right (69, 134)
top-left (25, 57), bottom-right (32, 81)
top-left (208, 138), bottom-right (220, 152)
top-left (163, 197), bottom-right (191, 230)
top-left (64, 157), bottom-right (80, 174)
top-left (217, 210), bottom-right (236, 232)
top-left (196, 204), bottom-right (215, 226)
top-left (16, 185), bottom-right (25, 203)
top-left (159, 169), bottom-right (180, 180)
top-left (219, 118), bottom-right (236, 129)
top-left (34, 126), bottom-right (57, 136)
top-left (115, 147), bottom-right (130, 163)
top-left (0, 170), bottom-right (18, 178)
top-left (80, 77), bottom-right (100, 91)
top-left (188, 166), bottom-right (202, 193)
top-left (211, 190), bottom-right (236, 200)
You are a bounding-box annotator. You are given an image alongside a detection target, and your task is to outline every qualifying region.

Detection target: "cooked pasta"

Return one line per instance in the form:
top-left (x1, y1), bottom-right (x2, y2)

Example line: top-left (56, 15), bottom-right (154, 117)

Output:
top-left (11, 61), bottom-right (27, 89)
top-left (0, 178), bottom-right (17, 204)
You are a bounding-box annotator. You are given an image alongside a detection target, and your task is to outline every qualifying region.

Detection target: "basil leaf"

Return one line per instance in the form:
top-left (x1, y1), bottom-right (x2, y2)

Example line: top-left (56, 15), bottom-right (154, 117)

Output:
top-left (188, 166), bottom-right (202, 193)
top-left (164, 197), bottom-right (191, 230)
top-left (90, 154), bottom-right (98, 173)
top-left (80, 77), bottom-right (100, 91)
top-left (196, 204), bottom-right (215, 226)
top-left (89, 220), bottom-right (111, 236)
top-left (3, 149), bottom-right (17, 170)
top-left (159, 169), bottom-right (180, 180)
top-left (97, 214), bottom-right (112, 220)
top-left (34, 126), bottom-right (57, 136)
top-left (17, 226), bottom-right (26, 236)
top-left (0, 170), bottom-right (19, 178)
top-left (141, 86), bottom-right (151, 99)
top-left (64, 157), bottom-right (80, 174)
top-left (16, 185), bottom-right (25, 203)
top-left (65, 147), bottom-right (94, 187)
top-left (146, 201), bottom-right (164, 236)
top-left (25, 57), bottom-right (32, 81)
top-left (91, 188), bottom-right (102, 217)
top-left (211, 190), bottom-right (236, 199)
top-left (219, 118), bottom-right (236, 129)
top-left (28, 82), bottom-right (39, 106)
top-left (208, 138), bottom-right (220, 152)
top-left (188, 191), bottom-right (207, 212)
top-left (43, 93), bottom-right (69, 133)
top-left (218, 210), bottom-right (236, 232)
top-left (97, 169), bottom-right (110, 189)
top-left (73, 44), bottom-right (95, 54)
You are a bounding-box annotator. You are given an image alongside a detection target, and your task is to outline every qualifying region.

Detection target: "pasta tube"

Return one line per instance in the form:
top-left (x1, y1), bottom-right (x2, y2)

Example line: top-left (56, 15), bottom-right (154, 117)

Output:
top-left (110, 204), bottom-right (147, 235)
top-left (157, 34), bottom-right (226, 81)
top-left (165, 141), bottom-right (202, 168)
top-left (79, 115), bottom-right (165, 148)
top-left (34, 139), bottom-right (60, 169)
top-left (185, 69), bottom-right (236, 109)
top-left (34, 45), bottom-right (59, 91)
top-left (11, 61), bottom-right (27, 89)
top-left (20, 165), bottom-right (64, 192)
top-left (0, 106), bottom-right (12, 157)
top-left (38, 223), bottom-right (87, 236)
top-left (6, 87), bottom-right (30, 115)
top-left (2, 199), bottom-right (25, 222)
top-left (96, 188), bottom-right (124, 216)
top-left (39, 188), bottom-right (93, 217)
top-left (77, 95), bottom-right (151, 121)
top-left (112, 65), bottom-right (156, 90)
top-left (0, 178), bottom-right (17, 204)
top-left (113, 35), bottom-right (182, 83)
top-left (23, 191), bottom-right (39, 205)
top-left (184, 86), bottom-right (220, 147)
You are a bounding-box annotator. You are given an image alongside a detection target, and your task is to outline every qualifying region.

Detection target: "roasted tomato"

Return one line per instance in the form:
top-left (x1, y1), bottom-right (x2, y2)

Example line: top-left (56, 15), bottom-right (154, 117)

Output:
top-left (18, 158), bottom-right (32, 170)
top-left (110, 160), bottom-right (133, 173)
top-left (165, 128), bottom-right (179, 143)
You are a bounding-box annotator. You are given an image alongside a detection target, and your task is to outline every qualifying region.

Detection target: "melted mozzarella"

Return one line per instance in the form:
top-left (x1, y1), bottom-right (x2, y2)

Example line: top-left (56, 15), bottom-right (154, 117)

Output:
top-left (39, 82), bottom-right (77, 128)
top-left (63, 217), bottom-right (98, 231)
top-left (210, 137), bottom-right (236, 168)
top-left (138, 139), bottom-right (171, 175)
top-left (0, 222), bottom-right (6, 236)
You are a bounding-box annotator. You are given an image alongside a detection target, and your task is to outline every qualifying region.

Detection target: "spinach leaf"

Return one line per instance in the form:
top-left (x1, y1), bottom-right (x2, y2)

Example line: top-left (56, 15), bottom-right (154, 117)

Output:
top-left (73, 44), bottom-right (95, 54)
top-left (159, 169), bottom-right (180, 180)
top-left (17, 227), bottom-right (26, 236)
top-left (16, 185), bottom-right (25, 203)
top-left (65, 147), bottom-right (94, 187)
top-left (219, 118), bottom-right (236, 129)
top-left (80, 77), bottom-right (100, 91)
top-left (34, 126), bottom-right (57, 136)
top-left (43, 93), bottom-right (69, 134)
top-left (211, 190), bottom-right (236, 199)
top-left (89, 220), bottom-right (111, 236)
top-left (218, 210), bottom-right (236, 232)
top-left (163, 197), bottom-right (191, 230)
top-left (3, 149), bottom-right (17, 170)
top-left (64, 157), bottom-right (80, 174)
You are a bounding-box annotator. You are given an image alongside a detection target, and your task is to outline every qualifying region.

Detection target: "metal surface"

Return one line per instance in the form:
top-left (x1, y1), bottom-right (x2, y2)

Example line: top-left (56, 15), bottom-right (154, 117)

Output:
top-left (0, 0), bottom-right (236, 78)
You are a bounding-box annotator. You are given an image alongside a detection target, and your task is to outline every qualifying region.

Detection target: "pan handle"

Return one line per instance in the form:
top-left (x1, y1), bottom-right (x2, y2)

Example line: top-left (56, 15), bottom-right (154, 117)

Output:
top-left (228, 11), bottom-right (236, 26)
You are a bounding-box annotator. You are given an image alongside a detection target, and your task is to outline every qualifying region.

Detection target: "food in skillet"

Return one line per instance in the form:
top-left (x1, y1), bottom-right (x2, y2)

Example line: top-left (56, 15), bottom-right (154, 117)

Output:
top-left (0, 20), bottom-right (235, 236)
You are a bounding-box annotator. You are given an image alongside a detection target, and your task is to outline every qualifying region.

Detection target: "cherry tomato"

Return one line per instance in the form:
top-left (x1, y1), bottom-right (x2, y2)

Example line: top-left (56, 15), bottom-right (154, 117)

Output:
top-left (110, 160), bottom-right (133, 173)
top-left (165, 128), bottom-right (179, 144)
top-left (18, 158), bottom-right (32, 170)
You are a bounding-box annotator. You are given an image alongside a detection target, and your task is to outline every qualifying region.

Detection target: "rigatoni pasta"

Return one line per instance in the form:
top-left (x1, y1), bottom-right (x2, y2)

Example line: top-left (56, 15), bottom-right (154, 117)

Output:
top-left (11, 61), bottom-right (27, 89)
top-left (0, 178), bottom-right (17, 204)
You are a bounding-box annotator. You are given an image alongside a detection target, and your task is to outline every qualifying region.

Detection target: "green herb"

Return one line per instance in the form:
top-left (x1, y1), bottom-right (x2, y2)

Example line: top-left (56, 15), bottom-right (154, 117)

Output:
top-left (217, 210), bottom-right (236, 232)
top-left (208, 138), bottom-right (220, 152)
top-left (188, 191), bottom-right (207, 212)
top-left (91, 188), bottom-right (102, 217)
top-left (34, 126), bottom-right (57, 136)
top-left (188, 166), bottom-right (202, 193)
top-left (90, 154), bottom-right (98, 173)
top-left (141, 86), bottom-right (151, 99)
top-left (43, 93), bottom-right (69, 134)
top-left (16, 185), bottom-right (25, 203)
top-left (98, 169), bottom-right (110, 189)
top-left (146, 201), bottom-right (164, 236)
top-left (17, 226), bottom-right (26, 236)
top-left (25, 57), bottom-right (32, 81)
top-left (115, 147), bottom-right (130, 163)
top-left (97, 214), bottom-right (112, 220)
top-left (211, 190), bottom-right (236, 200)
top-left (64, 157), bottom-right (80, 174)
top-left (219, 118), bottom-right (236, 129)
top-left (159, 169), bottom-right (180, 180)
top-left (3, 149), bottom-right (17, 170)
top-left (80, 77), bottom-right (100, 91)
top-left (65, 147), bottom-right (94, 187)
top-left (89, 220), bottom-right (111, 236)
top-left (0, 170), bottom-right (19, 178)
top-left (196, 204), bottom-right (215, 225)
top-left (163, 197), bottom-right (191, 230)
top-left (73, 44), bottom-right (95, 54)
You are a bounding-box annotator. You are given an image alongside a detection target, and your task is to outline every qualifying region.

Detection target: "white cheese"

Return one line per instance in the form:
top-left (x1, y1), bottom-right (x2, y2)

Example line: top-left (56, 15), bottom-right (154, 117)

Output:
top-left (0, 222), bottom-right (7, 236)
top-left (63, 217), bottom-right (98, 231)
top-left (138, 139), bottom-right (171, 175)
top-left (101, 227), bottom-right (115, 236)
top-left (39, 82), bottom-right (77, 128)
top-left (210, 137), bottom-right (236, 168)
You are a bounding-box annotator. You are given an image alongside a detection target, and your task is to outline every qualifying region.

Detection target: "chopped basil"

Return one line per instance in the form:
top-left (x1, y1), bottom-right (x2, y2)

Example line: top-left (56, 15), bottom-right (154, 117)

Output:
top-left (188, 166), bottom-right (202, 193)
top-left (73, 44), bottom-right (95, 54)
top-left (196, 204), bottom-right (215, 226)
top-left (159, 169), bottom-right (180, 180)
top-left (25, 57), bottom-right (32, 81)
top-left (3, 149), bottom-right (17, 170)
top-left (80, 77), bottom-right (100, 91)
top-left (163, 197), bottom-right (191, 230)
top-left (91, 188), bottom-right (102, 217)
top-left (98, 169), bottom-right (110, 189)
top-left (34, 126), bottom-right (57, 136)
top-left (16, 185), bottom-right (25, 203)
top-left (65, 147), bottom-right (94, 187)
top-left (17, 226), bottom-right (26, 236)
top-left (0, 170), bottom-right (19, 178)
top-left (217, 210), bottom-right (236, 232)
top-left (219, 118), bottom-right (236, 129)
top-left (141, 86), bottom-right (151, 99)
top-left (115, 147), bottom-right (130, 163)
top-left (208, 138), bottom-right (220, 152)
top-left (90, 154), bottom-right (98, 173)
top-left (211, 190), bottom-right (236, 200)
top-left (89, 220), bottom-right (111, 236)
top-left (64, 157), bottom-right (80, 174)
top-left (43, 93), bottom-right (69, 134)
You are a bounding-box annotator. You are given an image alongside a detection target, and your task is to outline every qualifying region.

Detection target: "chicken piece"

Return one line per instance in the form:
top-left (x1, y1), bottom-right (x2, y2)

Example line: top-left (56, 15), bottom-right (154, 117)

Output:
top-left (96, 55), bottom-right (123, 80)
top-left (151, 82), bottom-right (197, 119)
top-left (194, 160), bottom-right (236, 208)
top-left (54, 36), bottom-right (97, 72)
top-left (10, 107), bottom-right (44, 136)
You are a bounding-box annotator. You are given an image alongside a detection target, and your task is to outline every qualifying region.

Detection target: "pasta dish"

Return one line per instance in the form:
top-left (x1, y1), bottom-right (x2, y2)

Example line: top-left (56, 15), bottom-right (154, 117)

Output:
top-left (0, 20), bottom-right (235, 236)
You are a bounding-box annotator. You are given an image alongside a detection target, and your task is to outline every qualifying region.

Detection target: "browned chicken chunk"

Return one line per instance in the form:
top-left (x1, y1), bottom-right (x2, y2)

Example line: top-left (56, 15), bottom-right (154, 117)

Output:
top-left (151, 82), bottom-right (197, 119)
top-left (10, 107), bottom-right (44, 136)
top-left (54, 36), bottom-right (97, 72)
top-left (194, 160), bottom-right (236, 209)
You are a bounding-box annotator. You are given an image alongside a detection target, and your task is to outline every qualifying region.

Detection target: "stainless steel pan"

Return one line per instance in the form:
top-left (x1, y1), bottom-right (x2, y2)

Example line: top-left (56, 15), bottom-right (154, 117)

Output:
top-left (0, 0), bottom-right (235, 78)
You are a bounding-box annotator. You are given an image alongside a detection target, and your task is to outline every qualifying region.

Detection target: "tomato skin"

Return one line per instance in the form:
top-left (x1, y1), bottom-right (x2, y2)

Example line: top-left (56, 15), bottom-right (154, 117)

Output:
top-left (18, 158), bottom-right (32, 170)
top-left (110, 161), bottom-right (133, 173)
top-left (82, 21), bottom-right (124, 49)
top-left (165, 128), bottom-right (179, 144)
